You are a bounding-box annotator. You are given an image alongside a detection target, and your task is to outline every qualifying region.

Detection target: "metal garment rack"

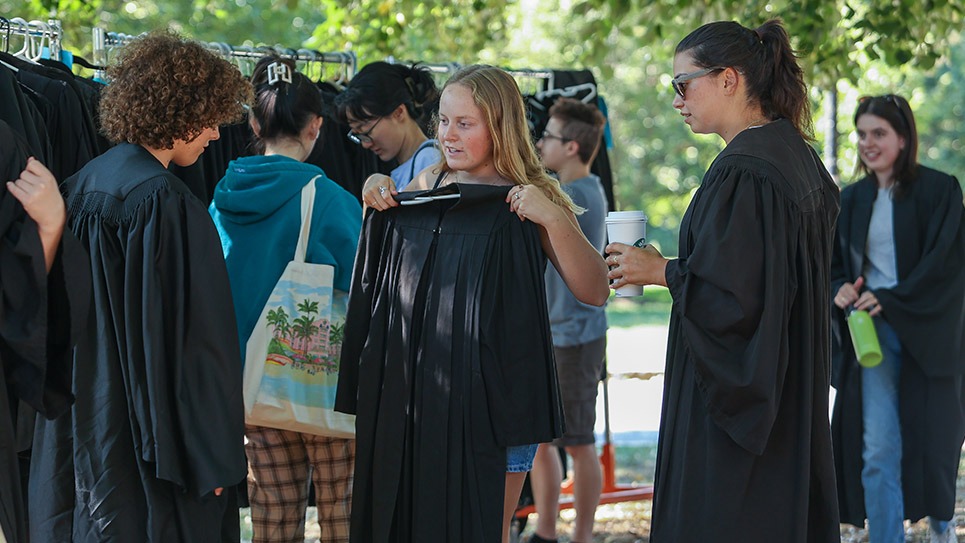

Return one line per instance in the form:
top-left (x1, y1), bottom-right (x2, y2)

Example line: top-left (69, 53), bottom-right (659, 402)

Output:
top-left (0, 17), bottom-right (62, 62)
top-left (91, 27), bottom-right (356, 82)
top-left (384, 58), bottom-right (555, 91)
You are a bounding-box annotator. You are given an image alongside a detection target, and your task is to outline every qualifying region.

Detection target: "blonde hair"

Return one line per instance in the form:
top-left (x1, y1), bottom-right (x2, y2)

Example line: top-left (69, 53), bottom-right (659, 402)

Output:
top-left (440, 65), bottom-right (581, 214)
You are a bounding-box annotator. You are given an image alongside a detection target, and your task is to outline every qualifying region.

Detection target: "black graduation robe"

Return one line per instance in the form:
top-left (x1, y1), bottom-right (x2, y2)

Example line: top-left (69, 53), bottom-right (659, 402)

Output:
top-left (336, 183), bottom-right (563, 543)
top-left (830, 167), bottom-right (965, 526)
top-left (0, 120), bottom-right (89, 543)
top-left (651, 119), bottom-right (841, 542)
top-left (28, 143), bottom-right (247, 543)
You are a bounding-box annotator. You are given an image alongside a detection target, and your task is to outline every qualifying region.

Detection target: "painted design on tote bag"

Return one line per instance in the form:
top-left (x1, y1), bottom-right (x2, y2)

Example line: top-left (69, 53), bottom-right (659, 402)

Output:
top-left (254, 280), bottom-right (348, 411)
top-left (263, 285), bottom-right (343, 375)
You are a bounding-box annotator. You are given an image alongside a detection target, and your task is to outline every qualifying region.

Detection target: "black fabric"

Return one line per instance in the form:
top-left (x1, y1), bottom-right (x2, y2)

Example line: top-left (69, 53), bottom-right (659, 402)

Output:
top-left (548, 69), bottom-right (596, 91)
top-left (0, 64), bottom-right (51, 165)
top-left (830, 168), bottom-right (965, 525)
top-left (169, 121), bottom-right (253, 205)
top-left (651, 120), bottom-right (840, 542)
top-left (29, 143), bottom-right (246, 542)
top-left (1, 52), bottom-right (101, 181)
top-left (336, 183), bottom-right (563, 543)
top-left (0, 119), bottom-right (89, 543)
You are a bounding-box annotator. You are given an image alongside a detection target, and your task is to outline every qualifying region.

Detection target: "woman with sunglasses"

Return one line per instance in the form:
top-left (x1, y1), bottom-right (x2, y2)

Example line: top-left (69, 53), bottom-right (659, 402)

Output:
top-left (830, 95), bottom-right (965, 543)
top-left (335, 62), bottom-right (441, 193)
top-left (605, 19), bottom-right (841, 541)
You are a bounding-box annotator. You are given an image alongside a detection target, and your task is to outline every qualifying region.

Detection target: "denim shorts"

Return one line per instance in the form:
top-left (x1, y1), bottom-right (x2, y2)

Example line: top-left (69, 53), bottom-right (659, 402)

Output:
top-left (506, 444), bottom-right (539, 473)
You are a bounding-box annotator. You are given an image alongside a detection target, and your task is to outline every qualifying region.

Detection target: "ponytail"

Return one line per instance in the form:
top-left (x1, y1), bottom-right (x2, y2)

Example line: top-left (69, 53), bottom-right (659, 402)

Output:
top-left (755, 20), bottom-right (811, 139)
top-left (249, 56), bottom-right (324, 153)
top-left (335, 62), bottom-right (440, 129)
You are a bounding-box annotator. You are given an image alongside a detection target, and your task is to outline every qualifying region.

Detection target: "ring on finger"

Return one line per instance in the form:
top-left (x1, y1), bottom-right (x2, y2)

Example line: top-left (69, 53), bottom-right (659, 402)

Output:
top-left (378, 186), bottom-right (387, 195)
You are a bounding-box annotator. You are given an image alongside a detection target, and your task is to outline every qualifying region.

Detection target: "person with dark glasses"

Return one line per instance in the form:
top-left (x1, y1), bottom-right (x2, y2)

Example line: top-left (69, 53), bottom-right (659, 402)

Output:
top-left (336, 62), bottom-right (441, 194)
top-left (830, 94), bottom-right (965, 543)
top-left (605, 19), bottom-right (841, 542)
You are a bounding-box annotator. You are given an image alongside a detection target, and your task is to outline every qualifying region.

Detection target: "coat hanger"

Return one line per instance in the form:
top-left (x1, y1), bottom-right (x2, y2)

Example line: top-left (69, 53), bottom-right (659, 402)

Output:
top-left (9, 18), bottom-right (31, 59)
top-left (534, 82), bottom-right (597, 103)
top-left (27, 20), bottom-right (52, 61)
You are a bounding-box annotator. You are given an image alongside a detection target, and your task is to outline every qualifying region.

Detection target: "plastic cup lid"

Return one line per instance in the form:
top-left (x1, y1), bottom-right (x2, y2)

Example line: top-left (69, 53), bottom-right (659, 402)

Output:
top-left (606, 210), bottom-right (648, 221)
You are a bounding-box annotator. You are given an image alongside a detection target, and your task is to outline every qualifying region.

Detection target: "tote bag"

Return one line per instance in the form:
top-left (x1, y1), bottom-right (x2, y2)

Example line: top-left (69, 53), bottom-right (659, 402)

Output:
top-left (241, 177), bottom-right (355, 438)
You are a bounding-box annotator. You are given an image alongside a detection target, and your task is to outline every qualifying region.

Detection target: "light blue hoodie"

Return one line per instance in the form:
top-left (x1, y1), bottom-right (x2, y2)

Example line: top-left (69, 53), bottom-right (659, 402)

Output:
top-left (209, 155), bottom-right (361, 360)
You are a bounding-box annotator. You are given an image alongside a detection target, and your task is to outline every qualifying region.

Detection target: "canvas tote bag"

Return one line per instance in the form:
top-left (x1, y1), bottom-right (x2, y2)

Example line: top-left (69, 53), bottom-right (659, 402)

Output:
top-left (241, 177), bottom-right (355, 437)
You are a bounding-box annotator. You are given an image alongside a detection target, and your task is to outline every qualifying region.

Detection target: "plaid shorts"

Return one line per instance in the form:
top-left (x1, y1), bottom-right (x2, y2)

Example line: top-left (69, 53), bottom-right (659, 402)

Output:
top-left (245, 425), bottom-right (355, 543)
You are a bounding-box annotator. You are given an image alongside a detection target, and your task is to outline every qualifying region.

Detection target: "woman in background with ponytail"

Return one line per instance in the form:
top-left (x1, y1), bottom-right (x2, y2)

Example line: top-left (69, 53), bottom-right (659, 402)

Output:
top-left (335, 61), bottom-right (441, 193)
top-left (605, 19), bottom-right (841, 541)
top-left (210, 56), bottom-right (362, 543)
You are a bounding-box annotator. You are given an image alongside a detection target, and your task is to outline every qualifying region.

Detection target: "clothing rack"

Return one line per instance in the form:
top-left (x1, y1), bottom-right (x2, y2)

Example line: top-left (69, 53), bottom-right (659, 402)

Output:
top-left (91, 27), bottom-right (356, 82)
top-left (0, 17), bottom-right (62, 63)
top-left (384, 58), bottom-right (555, 91)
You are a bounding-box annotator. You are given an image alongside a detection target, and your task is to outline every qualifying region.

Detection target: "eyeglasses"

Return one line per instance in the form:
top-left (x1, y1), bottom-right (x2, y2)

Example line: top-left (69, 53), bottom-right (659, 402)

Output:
top-left (671, 66), bottom-right (726, 99)
top-left (859, 94), bottom-right (909, 128)
top-left (540, 130), bottom-right (571, 143)
top-left (346, 116), bottom-right (384, 145)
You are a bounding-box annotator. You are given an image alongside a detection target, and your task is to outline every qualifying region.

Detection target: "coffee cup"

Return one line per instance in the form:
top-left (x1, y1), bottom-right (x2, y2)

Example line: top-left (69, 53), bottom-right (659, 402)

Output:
top-left (606, 211), bottom-right (648, 297)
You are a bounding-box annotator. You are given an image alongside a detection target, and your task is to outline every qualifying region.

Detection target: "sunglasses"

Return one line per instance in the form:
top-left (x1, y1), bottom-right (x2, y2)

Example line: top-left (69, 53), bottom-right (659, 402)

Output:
top-left (346, 116), bottom-right (384, 145)
top-left (859, 94), bottom-right (909, 128)
top-left (671, 66), bottom-right (726, 99)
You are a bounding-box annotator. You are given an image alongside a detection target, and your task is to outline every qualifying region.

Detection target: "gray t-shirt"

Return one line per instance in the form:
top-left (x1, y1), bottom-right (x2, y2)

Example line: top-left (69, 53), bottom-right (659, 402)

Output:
top-left (544, 174), bottom-right (609, 347)
top-left (864, 186), bottom-right (898, 290)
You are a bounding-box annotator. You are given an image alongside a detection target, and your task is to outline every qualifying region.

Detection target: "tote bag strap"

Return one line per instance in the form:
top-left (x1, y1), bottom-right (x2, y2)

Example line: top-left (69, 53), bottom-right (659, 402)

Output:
top-left (293, 175), bottom-right (322, 263)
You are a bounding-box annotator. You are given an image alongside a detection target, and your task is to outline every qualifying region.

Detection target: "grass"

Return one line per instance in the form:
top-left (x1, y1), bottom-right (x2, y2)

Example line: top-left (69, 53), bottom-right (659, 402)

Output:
top-left (612, 444), bottom-right (658, 485)
top-left (605, 287), bottom-right (672, 328)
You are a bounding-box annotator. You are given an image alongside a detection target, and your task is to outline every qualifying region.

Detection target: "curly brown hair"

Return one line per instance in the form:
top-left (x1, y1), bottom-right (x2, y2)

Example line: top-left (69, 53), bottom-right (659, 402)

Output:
top-left (100, 30), bottom-right (253, 149)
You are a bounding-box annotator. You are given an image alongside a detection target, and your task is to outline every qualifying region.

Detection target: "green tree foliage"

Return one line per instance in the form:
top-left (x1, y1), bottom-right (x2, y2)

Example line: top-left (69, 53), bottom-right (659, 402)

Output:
top-left (308, 0), bottom-right (513, 65)
top-left (566, 0), bottom-right (965, 87)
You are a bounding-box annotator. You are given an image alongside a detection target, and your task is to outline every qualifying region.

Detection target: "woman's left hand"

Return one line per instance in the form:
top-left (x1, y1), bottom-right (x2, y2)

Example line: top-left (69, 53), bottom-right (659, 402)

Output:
top-left (605, 242), bottom-right (669, 289)
top-left (854, 289), bottom-right (884, 317)
top-left (506, 184), bottom-right (565, 226)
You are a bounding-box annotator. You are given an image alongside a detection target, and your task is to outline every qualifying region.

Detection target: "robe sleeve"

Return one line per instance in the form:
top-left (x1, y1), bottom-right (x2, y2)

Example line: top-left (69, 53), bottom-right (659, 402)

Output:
top-left (665, 162), bottom-right (797, 455)
top-left (874, 176), bottom-right (965, 376)
top-left (336, 209), bottom-right (384, 415)
top-left (828, 188), bottom-right (854, 389)
top-left (5, 230), bottom-right (90, 419)
top-left (0, 127), bottom-right (90, 419)
top-left (125, 184), bottom-right (246, 496)
top-left (478, 219), bottom-right (563, 446)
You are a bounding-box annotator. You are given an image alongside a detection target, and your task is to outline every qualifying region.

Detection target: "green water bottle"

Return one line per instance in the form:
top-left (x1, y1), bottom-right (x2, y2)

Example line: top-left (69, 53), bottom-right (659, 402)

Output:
top-left (846, 307), bottom-right (882, 368)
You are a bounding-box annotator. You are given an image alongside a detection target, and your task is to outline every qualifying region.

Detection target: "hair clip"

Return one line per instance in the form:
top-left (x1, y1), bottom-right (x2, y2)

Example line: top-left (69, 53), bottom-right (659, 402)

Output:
top-left (267, 61), bottom-right (293, 86)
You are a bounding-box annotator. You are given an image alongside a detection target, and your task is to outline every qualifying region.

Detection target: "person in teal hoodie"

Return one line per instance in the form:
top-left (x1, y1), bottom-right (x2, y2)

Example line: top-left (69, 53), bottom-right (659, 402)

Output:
top-left (209, 56), bottom-right (362, 543)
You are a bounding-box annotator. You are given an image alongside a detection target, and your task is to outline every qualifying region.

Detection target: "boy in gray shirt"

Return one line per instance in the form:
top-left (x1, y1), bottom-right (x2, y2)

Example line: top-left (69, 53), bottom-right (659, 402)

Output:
top-left (529, 98), bottom-right (609, 543)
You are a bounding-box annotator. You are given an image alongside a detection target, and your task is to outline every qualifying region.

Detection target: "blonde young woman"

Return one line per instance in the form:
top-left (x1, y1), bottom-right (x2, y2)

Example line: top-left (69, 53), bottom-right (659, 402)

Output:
top-left (337, 65), bottom-right (608, 543)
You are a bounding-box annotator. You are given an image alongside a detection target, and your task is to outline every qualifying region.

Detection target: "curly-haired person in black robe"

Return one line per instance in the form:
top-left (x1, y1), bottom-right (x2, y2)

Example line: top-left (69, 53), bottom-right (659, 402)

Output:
top-left (28, 32), bottom-right (254, 543)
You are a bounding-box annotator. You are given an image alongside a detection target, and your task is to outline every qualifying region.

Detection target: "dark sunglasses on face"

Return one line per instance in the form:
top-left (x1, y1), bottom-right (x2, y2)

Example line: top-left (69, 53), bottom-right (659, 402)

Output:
top-left (346, 116), bottom-right (384, 145)
top-left (671, 66), bottom-right (726, 99)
